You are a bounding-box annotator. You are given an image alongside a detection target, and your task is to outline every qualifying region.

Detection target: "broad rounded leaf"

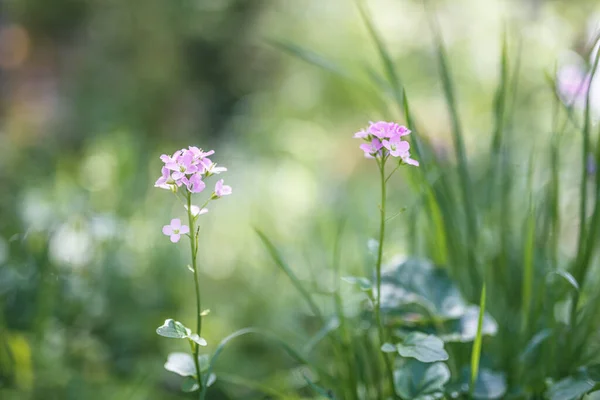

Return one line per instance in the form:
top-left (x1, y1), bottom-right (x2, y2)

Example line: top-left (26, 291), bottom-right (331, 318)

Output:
top-left (164, 352), bottom-right (197, 377)
top-left (586, 364), bottom-right (600, 381)
top-left (394, 359), bottom-right (450, 399)
top-left (546, 377), bottom-right (594, 400)
top-left (473, 370), bottom-right (507, 399)
top-left (156, 319), bottom-right (190, 339)
top-left (546, 367), bottom-right (599, 400)
top-left (397, 332), bottom-right (449, 363)
top-left (462, 369), bottom-right (506, 399)
top-left (381, 258), bottom-right (467, 321)
top-left (381, 343), bottom-right (397, 353)
top-left (181, 376), bottom-right (200, 392)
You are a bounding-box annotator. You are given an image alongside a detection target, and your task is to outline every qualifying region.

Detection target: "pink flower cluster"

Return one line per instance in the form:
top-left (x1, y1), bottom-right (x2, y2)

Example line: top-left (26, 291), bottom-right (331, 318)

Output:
top-left (354, 121), bottom-right (419, 166)
top-left (156, 146), bottom-right (232, 243)
top-left (155, 146), bottom-right (230, 195)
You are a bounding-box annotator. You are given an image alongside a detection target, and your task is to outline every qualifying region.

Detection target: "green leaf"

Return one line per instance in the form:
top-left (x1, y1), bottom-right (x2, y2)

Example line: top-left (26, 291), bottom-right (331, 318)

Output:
top-left (547, 375), bottom-right (595, 400)
top-left (156, 319), bottom-right (190, 339)
top-left (342, 276), bottom-right (372, 291)
top-left (255, 229), bottom-right (322, 317)
top-left (156, 319), bottom-right (208, 346)
top-left (394, 359), bottom-right (450, 399)
top-left (397, 332), bottom-right (449, 363)
top-left (164, 352), bottom-right (209, 378)
top-left (269, 39), bottom-right (352, 80)
top-left (181, 377), bottom-right (199, 392)
top-left (550, 270), bottom-right (580, 292)
top-left (205, 373), bottom-right (217, 388)
top-left (303, 317), bottom-right (340, 354)
top-left (381, 343), bottom-right (396, 353)
top-left (381, 258), bottom-right (468, 321)
top-left (470, 284), bottom-right (486, 396)
top-left (520, 329), bottom-right (552, 363)
top-left (164, 352), bottom-right (197, 377)
top-left (439, 306), bottom-right (498, 343)
top-left (188, 333), bottom-right (208, 347)
top-left (303, 373), bottom-right (335, 399)
top-left (465, 369), bottom-right (507, 399)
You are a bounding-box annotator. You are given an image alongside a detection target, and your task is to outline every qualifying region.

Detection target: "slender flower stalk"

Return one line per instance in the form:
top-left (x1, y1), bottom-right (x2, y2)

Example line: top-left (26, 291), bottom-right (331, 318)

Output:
top-left (187, 191), bottom-right (204, 394)
top-left (374, 157), bottom-right (396, 398)
top-left (154, 146), bottom-right (232, 399)
top-left (353, 121), bottom-right (419, 398)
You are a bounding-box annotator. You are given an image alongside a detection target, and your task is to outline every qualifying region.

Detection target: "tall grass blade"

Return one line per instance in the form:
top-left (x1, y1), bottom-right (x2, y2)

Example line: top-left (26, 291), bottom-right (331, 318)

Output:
top-left (470, 284), bottom-right (487, 396)
top-left (217, 373), bottom-right (300, 399)
top-left (354, 0), bottom-right (403, 112)
top-left (269, 39), bottom-right (353, 80)
top-left (521, 154), bottom-right (536, 336)
top-left (201, 327), bottom-right (336, 400)
top-left (255, 229), bottom-right (322, 318)
top-left (425, 8), bottom-right (478, 290)
top-left (575, 45), bottom-right (600, 286)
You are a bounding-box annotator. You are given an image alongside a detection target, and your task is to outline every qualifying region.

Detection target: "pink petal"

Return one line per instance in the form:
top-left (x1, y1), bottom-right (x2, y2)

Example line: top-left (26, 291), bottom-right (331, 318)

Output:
top-left (162, 225), bottom-right (173, 235)
top-left (404, 157), bottom-right (419, 166)
top-left (165, 162), bottom-right (179, 171)
top-left (179, 225), bottom-right (190, 235)
top-left (397, 141), bottom-right (410, 152)
top-left (171, 219), bottom-right (181, 229)
top-left (353, 130), bottom-right (368, 139)
top-left (170, 233), bottom-right (181, 243)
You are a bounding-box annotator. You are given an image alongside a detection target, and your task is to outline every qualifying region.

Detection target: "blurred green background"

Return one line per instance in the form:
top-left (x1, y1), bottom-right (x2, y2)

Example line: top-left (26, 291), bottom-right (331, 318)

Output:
top-left (1, 0), bottom-right (600, 398)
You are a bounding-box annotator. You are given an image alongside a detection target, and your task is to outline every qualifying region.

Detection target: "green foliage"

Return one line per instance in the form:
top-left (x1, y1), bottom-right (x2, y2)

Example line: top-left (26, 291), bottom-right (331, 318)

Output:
top-left (156, 319), bottom-right (207, 346)
top-left (546, 365), bottom-right (600, 400)
top-left (164, 352), bottom-right (208, 378)
top-left (393, 359), bottom-right (450, 400)
top-left (3, 0), bottom-right (600, 399)
top-left (396, 333), bottom-right (449, 363)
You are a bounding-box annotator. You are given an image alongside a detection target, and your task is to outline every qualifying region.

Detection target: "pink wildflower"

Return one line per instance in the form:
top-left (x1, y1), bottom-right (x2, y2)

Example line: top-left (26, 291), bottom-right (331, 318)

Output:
top-left (162, 219), bottom-right (189, 243)
top-left (354, 121), bottom-right (418, 166)
top-left (214, 179), bottom-right (232, 197)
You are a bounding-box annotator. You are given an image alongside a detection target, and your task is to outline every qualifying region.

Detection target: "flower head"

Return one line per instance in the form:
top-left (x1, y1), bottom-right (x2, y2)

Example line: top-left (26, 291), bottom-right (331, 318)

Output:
top-left (155, 146), bottom-right (231, 194)
top-left (162, 219), bottom-right (189, 243)
top-left (354, 121), bottom-right (418, 166)
top-left (214, 179), bottom-right (232, 198)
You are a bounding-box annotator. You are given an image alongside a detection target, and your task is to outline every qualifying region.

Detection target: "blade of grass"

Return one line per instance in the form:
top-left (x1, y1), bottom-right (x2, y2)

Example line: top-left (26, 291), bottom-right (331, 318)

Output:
top-left (217, 373), bottom-right (301, 399)
top-left (573, 45), bottom-right (600, 285)
top-left (354, 0), bottom-right (404, 113)
top-left (488, 30), bottom-right (510, 195)
top-left (255, 229), bottom-right (322, 318)
top-left (521, 154), bottom-right (536, 337)
top-left (256, 228), bottom-right (349, 396)
top-left (470, 284), bottom-right (487, 396)
top-left (568, 47), bottom-right (600, 362)
top-left (571, 113), bottom-right (600, 365)
top-left (425, 6), bottom-right (478, 294)
top-left (269, 39), bottom-right (353, 79)
top-left (201, 327), bottom-right (334, 399)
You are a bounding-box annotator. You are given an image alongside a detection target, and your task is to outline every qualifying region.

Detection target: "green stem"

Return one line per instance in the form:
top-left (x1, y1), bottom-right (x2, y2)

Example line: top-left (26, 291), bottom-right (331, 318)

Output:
top-left (187, 192), bottom-right (204, 398)
top-left (374, 158), bottom-right (397, 398)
